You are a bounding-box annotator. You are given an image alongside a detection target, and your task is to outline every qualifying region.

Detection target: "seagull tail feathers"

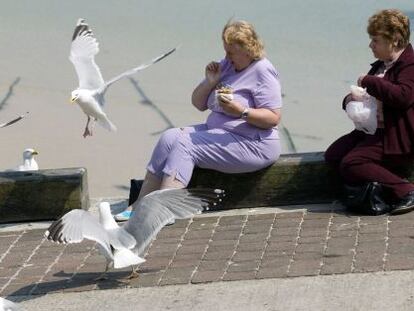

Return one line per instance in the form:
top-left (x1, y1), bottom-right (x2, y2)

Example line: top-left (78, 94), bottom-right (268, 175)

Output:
top-left (113, 248), bottom-right (145, 269)
top-left (97, 115), bottom-right (117, 132)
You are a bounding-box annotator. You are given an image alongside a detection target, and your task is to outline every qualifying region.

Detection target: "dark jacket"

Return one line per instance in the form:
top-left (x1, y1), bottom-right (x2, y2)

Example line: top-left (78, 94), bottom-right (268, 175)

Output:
top-left (345, 44), bottom-right (414, 154)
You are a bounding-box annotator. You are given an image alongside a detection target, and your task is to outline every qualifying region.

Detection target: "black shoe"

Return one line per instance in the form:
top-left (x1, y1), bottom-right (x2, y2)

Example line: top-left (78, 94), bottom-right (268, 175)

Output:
top-left (390, 191), bottom-right (414, 215)
top-left (369, 184), bottom-right (392, 215)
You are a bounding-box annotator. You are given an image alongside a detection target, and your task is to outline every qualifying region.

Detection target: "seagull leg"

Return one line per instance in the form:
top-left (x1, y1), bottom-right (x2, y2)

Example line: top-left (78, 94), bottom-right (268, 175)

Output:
top-left (95, 261), bottom-right (110, 281)
top-left (83, 116), bottom-right (92, 138)
top-left (126, 266), bottom-right (140, 279)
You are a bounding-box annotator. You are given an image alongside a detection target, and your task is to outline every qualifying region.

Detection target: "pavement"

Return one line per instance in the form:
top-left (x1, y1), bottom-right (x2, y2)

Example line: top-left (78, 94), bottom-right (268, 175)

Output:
top-left (1, 200), bottom-right (414, 310)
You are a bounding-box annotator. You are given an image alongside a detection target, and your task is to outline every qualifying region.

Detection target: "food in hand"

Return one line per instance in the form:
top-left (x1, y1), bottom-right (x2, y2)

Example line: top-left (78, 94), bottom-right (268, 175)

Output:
top-left (215, 84), bottom-right (234, 101)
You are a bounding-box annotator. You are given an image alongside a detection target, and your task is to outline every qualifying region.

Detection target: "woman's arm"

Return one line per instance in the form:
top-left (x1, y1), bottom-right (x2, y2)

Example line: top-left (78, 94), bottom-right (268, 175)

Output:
top-left (244, 108), bottom-right (281, 129)
top-left (217, 95), bottom-right (281, 129)
top-left (191, 61), bottom-right (221, 111)
top-left (360, 64), bottom-right (414, 109)
top-left (191, 80), bottom-right (216, 111)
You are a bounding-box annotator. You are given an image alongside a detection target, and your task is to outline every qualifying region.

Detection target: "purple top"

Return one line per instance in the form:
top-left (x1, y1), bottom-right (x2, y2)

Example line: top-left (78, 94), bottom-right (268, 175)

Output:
top-left (204, 57), bottom-right (282, 140)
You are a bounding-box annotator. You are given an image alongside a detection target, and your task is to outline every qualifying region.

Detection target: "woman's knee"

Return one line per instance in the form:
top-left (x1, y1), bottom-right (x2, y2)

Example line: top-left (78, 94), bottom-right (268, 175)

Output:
top-left (157, 128), bottom-right (184, 149)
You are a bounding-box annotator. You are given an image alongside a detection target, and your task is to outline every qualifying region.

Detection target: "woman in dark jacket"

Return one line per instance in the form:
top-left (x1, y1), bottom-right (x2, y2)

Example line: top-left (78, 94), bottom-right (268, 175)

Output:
top-left (325, 9), bottom-right (414, 215)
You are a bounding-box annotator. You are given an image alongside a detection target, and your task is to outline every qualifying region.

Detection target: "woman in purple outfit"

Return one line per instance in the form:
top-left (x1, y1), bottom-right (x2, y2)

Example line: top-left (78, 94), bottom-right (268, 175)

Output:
top-left (325, 9), bottom-right (414, 215)
top-left (115, 20), bottom-right (282, 221)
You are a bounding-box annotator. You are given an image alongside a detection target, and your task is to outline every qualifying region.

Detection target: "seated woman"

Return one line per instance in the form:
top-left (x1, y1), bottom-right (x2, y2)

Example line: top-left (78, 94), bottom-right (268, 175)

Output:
top-left (115, 20), bottom-right (283, 221)
top-left (325, 9), bottom-right (414, 215)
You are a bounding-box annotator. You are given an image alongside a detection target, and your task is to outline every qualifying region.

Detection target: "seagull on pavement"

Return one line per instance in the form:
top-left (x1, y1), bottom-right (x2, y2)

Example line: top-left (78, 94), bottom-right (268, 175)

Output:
top-left (0, 297), bottom-right (24, 311)
top-left (45, 188), bottom-right (224, 279)
top-left (69, 18), bottom-right (177, 138)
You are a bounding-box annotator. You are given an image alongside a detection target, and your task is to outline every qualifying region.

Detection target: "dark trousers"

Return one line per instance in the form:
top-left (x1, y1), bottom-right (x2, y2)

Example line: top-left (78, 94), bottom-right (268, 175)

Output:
top-left (325, 129), bottom-right (414, 199)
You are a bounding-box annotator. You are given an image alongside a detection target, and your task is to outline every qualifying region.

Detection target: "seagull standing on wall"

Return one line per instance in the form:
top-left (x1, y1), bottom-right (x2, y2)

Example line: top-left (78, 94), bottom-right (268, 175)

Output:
top-left (5, 148), bottom-right (39, 172)
top-left (69, 18), bottom-right (177, 138)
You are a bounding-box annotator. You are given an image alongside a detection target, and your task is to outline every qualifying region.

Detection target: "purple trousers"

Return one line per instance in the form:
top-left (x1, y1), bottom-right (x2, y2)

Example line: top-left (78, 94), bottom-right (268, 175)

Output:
top-left (147, 124), bottom-right (281, 186)
top-left (325, 129), bottom-right (414, 199)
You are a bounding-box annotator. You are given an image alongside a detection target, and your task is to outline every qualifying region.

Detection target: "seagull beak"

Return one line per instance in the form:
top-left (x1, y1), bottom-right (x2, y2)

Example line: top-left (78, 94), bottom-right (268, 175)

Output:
top-left (70, 96), bottom-right (76, 103)
top-left (32, 150), bottom-right (39, 155)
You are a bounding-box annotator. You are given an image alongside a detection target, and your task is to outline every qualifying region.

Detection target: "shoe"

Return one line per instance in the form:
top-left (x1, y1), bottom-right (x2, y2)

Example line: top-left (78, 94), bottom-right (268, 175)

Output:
top-left (114, 210), bottom-right (133, 222)
top-left (390, 191), bottom-right (414, 215)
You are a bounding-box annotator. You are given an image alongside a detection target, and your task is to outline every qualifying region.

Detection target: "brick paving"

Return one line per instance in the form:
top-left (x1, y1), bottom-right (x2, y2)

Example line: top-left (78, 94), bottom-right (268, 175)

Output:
top-left (2, 209), bottom-right (414, 297)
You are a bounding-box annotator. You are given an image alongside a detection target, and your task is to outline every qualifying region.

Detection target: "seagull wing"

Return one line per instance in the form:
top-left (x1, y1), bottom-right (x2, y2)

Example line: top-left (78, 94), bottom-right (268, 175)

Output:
top-left (45, 209), bottom-right (112, 258)
top-left (0, 112), bottom-right (29, 128)
top-left (98, 46), bottom-right (178, 95)
top-left (0, 297), bottom-right (24, 311)
top-left (122, 188), bottom-right (224, 256)
top-left (69, 18), bottom-right (105, 90)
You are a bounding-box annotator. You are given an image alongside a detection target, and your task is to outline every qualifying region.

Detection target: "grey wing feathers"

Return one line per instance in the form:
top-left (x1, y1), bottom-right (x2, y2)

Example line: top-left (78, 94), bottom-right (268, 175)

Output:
top-left (99, 46), bottom-right (178, 94)
top-left (69, 18), bottom-right (105, 90)
top-left (123, 188), bottom-right (224, 256)
top-left (45, 209), bottom-right (112, 254)
top-left (72, 18), bottom-right (92, 41)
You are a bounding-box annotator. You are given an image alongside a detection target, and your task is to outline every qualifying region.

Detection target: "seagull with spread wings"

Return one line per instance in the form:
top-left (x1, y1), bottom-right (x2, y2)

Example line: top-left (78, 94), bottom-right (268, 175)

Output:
top-left (69, 19), bottom-right (177, 138)
top-left (0, 297), bottom-right (24, 311)
top-left (45, 188), bottom-right (224, 279)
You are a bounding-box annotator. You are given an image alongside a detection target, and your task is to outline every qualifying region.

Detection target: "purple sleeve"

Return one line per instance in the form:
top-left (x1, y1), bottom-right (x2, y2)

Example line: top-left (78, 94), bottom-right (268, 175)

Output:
top-left (253, 67), bottom-right (282, 110)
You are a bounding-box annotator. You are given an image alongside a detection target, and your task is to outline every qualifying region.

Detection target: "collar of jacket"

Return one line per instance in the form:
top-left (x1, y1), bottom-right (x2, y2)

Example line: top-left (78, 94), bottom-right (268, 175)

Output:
top-left (369, 43), bottom-right (414, 71)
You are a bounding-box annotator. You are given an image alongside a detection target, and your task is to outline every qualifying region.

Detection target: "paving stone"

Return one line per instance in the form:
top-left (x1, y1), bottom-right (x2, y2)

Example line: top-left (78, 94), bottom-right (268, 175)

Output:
top-left (320, 256), bottom-right (353, 275)
top-left (236, 242), bottom-right (266, 252)
top-left (239, 233), bottom-right (268, 243)
top-left (288, 259), bottom-right (320, 277)
top-left (232, 251), bottom-right (262, 262)
top-left (129, 272), bottom-right (164, 288)
top-left (191, 270), bottom-right (223, 283)
top-left (197, 260), bottom-right (228, 272)
top-left (211, 231), bottom-right (241, 240)
top-left (203, 251), bottom-right (233, 261)
top-left (275, 212), bottom-right (303, 219)
top-left (159, 267), bottom-right (194, 285)
top-left (256, 266), bottom-right (288, 279)
top-left (184, 229), bottom-right (214, 240)
top-left (222, 271), bottom-right (256, 281)
top-left (227, 261), bottom-right (259, 272)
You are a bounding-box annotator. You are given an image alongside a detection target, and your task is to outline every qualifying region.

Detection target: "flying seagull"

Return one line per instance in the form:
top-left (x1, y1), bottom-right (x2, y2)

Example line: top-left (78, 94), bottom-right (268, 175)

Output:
top-left (69, 18), bottom-right (177, 138)
top-left (45, 188), bottom-right (224, 279)
top-left (0, 297), bottom-right (24, 311)
top-left (0, 112), bottom-right (29, 129)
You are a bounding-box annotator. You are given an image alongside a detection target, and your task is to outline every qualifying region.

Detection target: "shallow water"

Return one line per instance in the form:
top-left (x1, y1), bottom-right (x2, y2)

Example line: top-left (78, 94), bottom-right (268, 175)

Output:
top-left (0, 0), bottom-right (412, 197)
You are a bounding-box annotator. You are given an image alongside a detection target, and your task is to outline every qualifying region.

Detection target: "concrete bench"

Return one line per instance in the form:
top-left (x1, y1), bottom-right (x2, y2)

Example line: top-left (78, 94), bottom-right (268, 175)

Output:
top-left (0, 168), bottom-right (89, 223)
top-left (128, 152), bottom-right (343, 209)
top-left (188, 152), bottom-right (343, 209)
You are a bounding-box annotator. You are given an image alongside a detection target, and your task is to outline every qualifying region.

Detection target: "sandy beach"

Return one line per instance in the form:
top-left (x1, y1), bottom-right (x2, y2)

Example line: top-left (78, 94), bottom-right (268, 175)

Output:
top-left (0, 0), bottom-right (412, 198)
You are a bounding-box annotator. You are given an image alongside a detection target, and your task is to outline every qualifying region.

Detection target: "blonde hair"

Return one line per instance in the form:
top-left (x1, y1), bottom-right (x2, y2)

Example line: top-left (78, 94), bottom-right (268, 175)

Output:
top-left (367, 9), bottom-right (410, 49)
top-left (222, 20), bottom-right (264, 60)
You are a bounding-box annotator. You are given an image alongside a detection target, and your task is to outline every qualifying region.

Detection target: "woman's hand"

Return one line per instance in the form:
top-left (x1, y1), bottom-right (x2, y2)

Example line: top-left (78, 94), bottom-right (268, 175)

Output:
top-left (357, 75), bottom-right (366, 87)
top-left (205, 62), bottom-right (221, 86)
top-left (217, 94), bottom-right (244, 117)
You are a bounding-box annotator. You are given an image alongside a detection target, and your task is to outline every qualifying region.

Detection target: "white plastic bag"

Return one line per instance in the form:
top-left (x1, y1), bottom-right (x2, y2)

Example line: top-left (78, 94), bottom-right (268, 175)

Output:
top-left (345, 85), bottom-right (377, 134)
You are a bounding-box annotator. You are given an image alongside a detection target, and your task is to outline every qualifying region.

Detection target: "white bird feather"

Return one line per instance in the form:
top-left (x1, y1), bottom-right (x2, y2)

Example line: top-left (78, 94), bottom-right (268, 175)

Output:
top-left (69, 18), bottom-right (177, 138)
top-left (0, 297), bottom-right (24, 311)
top-left (6, 148), bottom-right (39, 172)
top-left (45, 188), bottom-right (224, 277)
